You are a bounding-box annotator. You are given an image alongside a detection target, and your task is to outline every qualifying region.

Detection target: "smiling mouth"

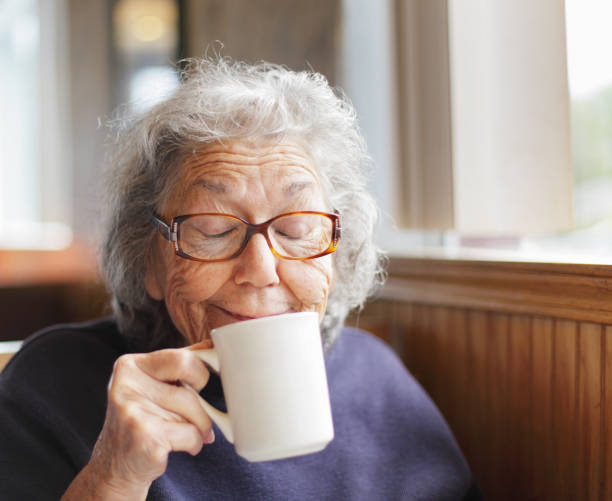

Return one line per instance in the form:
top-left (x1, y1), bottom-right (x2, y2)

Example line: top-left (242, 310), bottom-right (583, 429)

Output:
top-left (212, 305), bottom-right (287, 322)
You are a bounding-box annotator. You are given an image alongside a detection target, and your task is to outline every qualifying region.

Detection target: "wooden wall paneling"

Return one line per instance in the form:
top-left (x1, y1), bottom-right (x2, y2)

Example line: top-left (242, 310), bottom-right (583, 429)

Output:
top-left (0, 282), bottom-right (109, 342)
top-left (505, 315), bottom-right (533, 498)
top-left (405, 304), bottom-right (434, 392)
top-left (530, 317), bottom-right (555, 499)
top-left (444, 307), bottom-right (473, 470)
top-left (605, 326), bottom-right (611, 501)
top-left (485, 312), bottom-right (511, 498)
top-left (365, 258), bottom-right (612, 500)
top-left (428, 306), bottom-right (452, 416)
top-left (396, 302), bottom-right (416, 375)
top-left (347, 298), bottom-right (393, 344)
top-left (384, 259), bottom-right (612, 325)
top-left (387, 301), bottom-right (404, 358)
top-left (465, 310), bottom-right (489, 494)
top-left (576, 323), bottom-right (603, 501)
top-left (553, 319), bottom-right (579, 501)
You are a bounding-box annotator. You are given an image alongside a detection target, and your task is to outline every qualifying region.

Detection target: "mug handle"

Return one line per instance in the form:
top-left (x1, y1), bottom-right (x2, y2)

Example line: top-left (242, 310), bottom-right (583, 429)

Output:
top-left (183, 348), bottom-right (234, 444)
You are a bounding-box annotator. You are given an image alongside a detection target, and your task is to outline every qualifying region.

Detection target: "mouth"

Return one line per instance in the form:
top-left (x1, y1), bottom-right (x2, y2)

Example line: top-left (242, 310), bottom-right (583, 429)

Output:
top-left (211, 305), bottom-right (289, 323)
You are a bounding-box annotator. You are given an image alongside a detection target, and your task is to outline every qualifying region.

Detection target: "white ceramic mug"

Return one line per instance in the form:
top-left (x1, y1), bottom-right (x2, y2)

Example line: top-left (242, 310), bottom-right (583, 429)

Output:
top-left (190, 311), bottom-right (334, 462)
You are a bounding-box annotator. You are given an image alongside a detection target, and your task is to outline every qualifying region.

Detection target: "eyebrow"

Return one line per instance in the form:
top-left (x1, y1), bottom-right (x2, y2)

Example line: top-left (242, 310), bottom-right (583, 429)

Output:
top-left (194, 178), bottom-right (316, 197)
top-left (194, 180), bottom-right (227, 193)
top-left (284, 180), bottom-right (316, 197)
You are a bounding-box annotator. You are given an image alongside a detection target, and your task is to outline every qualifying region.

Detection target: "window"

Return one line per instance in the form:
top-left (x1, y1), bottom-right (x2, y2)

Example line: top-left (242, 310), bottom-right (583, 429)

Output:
top-left (0, 0), bottom-right (182, 250)
top-left (0, 0), bottom-right (72, 250)
top-left (342, 0), bottom-right (612, 264)
top-left (566, 0), bottom-right (612, 229)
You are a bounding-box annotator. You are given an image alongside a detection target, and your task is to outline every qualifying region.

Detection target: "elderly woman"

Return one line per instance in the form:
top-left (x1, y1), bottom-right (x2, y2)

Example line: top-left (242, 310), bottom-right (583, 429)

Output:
top-left (0, 58), bottom-right (481, 500)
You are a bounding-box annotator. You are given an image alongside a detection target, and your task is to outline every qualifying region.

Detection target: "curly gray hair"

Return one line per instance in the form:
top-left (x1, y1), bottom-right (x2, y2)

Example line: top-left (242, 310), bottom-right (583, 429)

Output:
top-left (100, 57), bottom-right (385, 352)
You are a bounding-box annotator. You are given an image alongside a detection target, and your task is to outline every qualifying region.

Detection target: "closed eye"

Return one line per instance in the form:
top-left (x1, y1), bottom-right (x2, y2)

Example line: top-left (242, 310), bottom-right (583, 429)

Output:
top-left (203, 226), bottom-right (238, 239)
top-left (273, 228), bottom-right (296, 239)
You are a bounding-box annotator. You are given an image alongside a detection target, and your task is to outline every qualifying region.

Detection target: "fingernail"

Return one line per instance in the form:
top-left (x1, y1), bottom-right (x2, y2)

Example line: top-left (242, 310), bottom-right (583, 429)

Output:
top-left (204, 428), bottom-right (215, 444)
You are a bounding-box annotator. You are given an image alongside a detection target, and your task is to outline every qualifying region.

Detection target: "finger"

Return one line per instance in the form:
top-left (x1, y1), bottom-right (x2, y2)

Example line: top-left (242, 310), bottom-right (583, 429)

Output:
top-left (133, 349), bottom-right (210, 391)
top-left (162, 421), bottom-right (213, 456)
top-left (155, 379), bottom-right (214, 437)
top-left (118, 366), bottom-right (214, 438)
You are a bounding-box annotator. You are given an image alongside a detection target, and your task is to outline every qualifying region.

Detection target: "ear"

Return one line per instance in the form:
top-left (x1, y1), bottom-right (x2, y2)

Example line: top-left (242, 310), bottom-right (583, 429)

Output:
top-left (145, 256), bottom-right (164, 300)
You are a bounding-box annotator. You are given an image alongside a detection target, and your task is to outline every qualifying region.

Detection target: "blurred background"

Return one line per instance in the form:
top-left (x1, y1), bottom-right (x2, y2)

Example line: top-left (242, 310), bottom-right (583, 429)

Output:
top-left (1, 0), bottom-right (611, 335)
top-left (2, 2), bottom-right (612, 499)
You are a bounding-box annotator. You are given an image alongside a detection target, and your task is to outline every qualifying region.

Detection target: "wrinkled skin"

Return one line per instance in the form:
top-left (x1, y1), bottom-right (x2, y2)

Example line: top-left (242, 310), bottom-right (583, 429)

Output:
top-left (62, 141), bottom-right (335, 500)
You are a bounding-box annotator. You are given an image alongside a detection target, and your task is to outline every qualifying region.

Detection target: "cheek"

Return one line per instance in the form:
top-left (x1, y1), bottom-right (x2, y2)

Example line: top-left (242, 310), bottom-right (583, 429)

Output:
top-left (162, 260), bottom-right (231, 342)
top-left (281, 258), bottom-right (334, 313)
top-left (164, 259), bottom-right (228, 302)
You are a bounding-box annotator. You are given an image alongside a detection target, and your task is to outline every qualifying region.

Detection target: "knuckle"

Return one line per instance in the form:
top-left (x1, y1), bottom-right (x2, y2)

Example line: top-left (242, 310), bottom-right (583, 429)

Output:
top-left (146, 439), bottom-right (170, 471)
top-left (174, 350), bottom-right (194, 375)
top-left (158, 349), bottom-right (191, 379)
top-left (152, 447), bottom-right (170, 468)
top-left (190, 443), bottom-right (204, 456)
top-left (187, 360), bottom-right (210, 390)
top-left (139, 420), bottom-right (159, 441)
top-left (107, 378), bottom-right (125, 404)
top-left (189, 428), bottom-right (205, 456)
top-left (108, 356), bottom-right (139, 400)
top-left (120, 402), bottom-right (142, 429)
top-left (112, 354), bottom-right (138, 378)
top-left (114, 354), bottom-right (133, 370)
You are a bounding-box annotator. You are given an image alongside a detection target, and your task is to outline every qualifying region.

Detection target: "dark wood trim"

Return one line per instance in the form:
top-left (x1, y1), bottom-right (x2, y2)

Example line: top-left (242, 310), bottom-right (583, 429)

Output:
top-left (379, 257), bottom-right (612, 324)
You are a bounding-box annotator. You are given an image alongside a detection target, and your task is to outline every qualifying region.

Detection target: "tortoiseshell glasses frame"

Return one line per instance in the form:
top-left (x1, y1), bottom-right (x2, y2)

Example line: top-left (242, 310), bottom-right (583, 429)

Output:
top-left (152, 210), bottom-right (342, 263)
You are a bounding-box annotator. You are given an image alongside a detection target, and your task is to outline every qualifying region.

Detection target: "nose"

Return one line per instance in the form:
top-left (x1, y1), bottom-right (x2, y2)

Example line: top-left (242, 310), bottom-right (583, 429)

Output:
top-left (233, 233), bottom-right (280, 287)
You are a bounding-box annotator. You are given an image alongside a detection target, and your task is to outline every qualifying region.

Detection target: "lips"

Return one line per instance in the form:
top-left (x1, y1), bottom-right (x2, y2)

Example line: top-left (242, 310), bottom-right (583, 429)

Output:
top-left (212, 305), bottom-right (288, 322)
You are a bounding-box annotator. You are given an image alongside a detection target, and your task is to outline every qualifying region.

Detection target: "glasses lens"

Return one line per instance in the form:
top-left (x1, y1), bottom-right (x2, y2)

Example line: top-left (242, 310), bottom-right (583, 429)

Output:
top-left (269, 213), bottom-right (334, 258)
top-left (179, 215), bottom-right (246, 260)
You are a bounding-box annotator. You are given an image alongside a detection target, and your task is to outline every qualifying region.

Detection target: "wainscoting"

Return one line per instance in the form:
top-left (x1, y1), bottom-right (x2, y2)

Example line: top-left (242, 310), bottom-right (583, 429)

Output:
top-left (349, 257), bottom-right (611, 501)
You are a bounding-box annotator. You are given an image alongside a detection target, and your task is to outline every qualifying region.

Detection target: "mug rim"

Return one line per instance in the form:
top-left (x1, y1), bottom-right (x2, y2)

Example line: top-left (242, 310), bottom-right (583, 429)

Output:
top-left (210, 311), bottom-right (318, 336)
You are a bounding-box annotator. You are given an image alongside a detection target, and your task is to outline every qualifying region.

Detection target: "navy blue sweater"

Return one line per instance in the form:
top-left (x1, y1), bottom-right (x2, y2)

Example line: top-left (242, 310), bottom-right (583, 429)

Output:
top-left (0, 318), bottom-right (481, 500)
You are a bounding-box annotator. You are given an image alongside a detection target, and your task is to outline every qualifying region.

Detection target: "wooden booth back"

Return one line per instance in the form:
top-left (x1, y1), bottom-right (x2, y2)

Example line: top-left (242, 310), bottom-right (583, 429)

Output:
top-left (349, 258), bottom-right (611, 501)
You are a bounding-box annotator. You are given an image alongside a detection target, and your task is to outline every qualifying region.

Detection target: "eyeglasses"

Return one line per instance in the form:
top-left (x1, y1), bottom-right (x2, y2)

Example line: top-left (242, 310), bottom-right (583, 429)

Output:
top-left (152, 211), bottom-right (341, 262)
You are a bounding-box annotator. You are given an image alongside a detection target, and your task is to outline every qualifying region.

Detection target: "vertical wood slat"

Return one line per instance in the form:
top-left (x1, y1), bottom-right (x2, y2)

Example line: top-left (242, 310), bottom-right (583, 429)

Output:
top-left (396, 302), bottom-right (415, 372)
top-left (486, 313), bottom-right (510, 498)
top-left (445, 308), bottom-right (473, 469)
top-left (407, 304), bottom-right (434, 394)
top-left (552, 319), bottom-right (578, 501)
top-left (507, 315), bottom-right (533, 498)
top-left (531, 317), bottom-right (554, 499)
top-left (397, 303), bottom-right (417, 384)
top-left (577, 323), bottom-right (603, 501)
top-left (465, 310), bottom-right (488, 494)
top-left (428, 307), bottom-right (451, 418)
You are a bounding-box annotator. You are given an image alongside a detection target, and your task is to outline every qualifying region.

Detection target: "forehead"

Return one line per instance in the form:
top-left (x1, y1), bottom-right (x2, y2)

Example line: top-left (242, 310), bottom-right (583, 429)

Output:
top-left (166, 140), bottom-right (324, 210)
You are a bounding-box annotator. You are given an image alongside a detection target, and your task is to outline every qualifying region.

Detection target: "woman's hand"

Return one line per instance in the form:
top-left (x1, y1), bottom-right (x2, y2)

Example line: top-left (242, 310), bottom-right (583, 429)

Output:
top-left (62, 340), bottom-right (214, 501)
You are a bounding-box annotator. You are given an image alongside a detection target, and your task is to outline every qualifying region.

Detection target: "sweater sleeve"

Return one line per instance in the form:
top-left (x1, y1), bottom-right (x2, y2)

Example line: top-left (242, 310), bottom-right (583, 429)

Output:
top-left (0, 322), bottom-right (120, 500)
top-left (0, 387), bottom-right (79, 499)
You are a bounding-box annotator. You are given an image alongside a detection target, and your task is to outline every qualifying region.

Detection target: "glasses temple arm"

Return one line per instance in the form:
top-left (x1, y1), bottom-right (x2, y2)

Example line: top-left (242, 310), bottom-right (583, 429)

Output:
top-left (333, 209), bottom-right (342, 239)
top-left (152, 215), bottom-right (174, 242)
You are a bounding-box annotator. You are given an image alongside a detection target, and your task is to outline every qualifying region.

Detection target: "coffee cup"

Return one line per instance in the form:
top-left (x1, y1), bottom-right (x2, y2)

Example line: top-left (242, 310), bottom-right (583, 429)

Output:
top-left (190, 311), bottom-right (334, 462)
